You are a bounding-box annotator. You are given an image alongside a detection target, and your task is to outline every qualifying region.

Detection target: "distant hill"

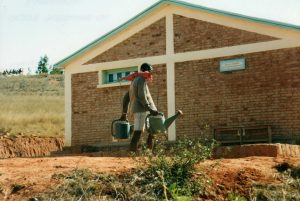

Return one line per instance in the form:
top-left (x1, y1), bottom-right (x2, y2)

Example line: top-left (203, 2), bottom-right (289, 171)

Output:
top-left (0, 74), bottom-right (64, 96)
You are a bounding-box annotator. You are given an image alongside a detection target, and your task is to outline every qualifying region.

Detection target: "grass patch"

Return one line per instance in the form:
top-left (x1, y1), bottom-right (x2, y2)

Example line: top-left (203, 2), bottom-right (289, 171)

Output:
top-left (291, 166), bottom-right (300, 179)
top-left (250, 178), bottom-right (300, 201)
top-left (0, 75), bottom-right (64, 137)
top-left (0, 94), bottom-right (64, 137)
top-left (0, 75), bottom-right (64, 96)
top-left (250, 164), bottom-right (300, 200)
top-left (0, 182), bottom-right (3, 194)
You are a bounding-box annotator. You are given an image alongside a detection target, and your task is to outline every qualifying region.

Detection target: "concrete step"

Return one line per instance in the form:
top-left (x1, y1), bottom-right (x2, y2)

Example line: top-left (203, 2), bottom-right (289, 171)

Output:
top-left (214, 143), bottom-right (300, 158)
top-left (51, 143), bottom-right (131, 157)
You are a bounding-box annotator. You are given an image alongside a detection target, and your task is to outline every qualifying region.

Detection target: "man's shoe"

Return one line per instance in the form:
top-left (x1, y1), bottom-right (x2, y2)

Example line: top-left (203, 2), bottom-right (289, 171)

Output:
top-left (129, 131), bottom-right (142, 152)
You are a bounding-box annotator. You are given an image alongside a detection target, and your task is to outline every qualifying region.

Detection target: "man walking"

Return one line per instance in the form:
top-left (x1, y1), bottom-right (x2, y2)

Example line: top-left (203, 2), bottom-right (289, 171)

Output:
top-left (120, 63), bottom-right (159, 152)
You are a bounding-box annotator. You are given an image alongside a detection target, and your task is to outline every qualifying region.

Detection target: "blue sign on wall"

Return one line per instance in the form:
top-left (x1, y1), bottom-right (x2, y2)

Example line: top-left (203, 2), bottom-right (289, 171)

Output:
top-left (220, 58), bottom-right (246, 72)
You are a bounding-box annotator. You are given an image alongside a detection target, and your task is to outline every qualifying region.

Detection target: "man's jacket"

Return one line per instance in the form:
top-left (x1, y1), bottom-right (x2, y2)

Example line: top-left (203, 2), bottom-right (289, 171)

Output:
top-left (122, 76), bottom-right (156, 113)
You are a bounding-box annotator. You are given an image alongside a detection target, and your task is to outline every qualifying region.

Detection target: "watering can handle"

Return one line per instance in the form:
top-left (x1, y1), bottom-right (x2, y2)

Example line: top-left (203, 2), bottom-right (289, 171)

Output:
top-left (145, 114), bottom-right (151, 133)
top-left (111, 119), bottom-right (119, 137)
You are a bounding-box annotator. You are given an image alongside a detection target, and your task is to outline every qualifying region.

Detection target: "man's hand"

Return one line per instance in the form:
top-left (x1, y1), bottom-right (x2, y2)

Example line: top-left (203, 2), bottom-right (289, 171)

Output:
top-left (145, 104), bottom-right (159, 116)
top-left (149, 108), bottom-right (159, 116)
top-left (119, 113), bottom-right (128, 121)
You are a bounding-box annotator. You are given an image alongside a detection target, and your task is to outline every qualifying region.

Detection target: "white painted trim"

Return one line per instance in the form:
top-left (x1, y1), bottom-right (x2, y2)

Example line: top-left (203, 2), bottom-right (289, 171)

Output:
top-left (97, 66), bottom-right (137, 88)
top-left (64, 70), bottom-right (72, 147)
top-left (166, 12), bottom-right (176, 141)
top-left (97, 82), bottom-right (131, 89)
top-left (93, 55), bottom-right (167, 70)
top-left (166, 12), bottom-right (174, 55)
top-left (171, 6), bottom-right (300, 40)
top-left (66, 65), bottom-right (97, 74)
top-left (172, 38), bottom-right (300, 63)
top-left (166, 62), bottom-right (176, 141)
top-left (69, 39), bottom-right (300, 75)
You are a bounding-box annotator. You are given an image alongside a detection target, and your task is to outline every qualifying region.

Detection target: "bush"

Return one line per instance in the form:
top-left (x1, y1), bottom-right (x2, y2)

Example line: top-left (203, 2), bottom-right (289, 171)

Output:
top-left (38, 138), bottom-right (215, 200)
top-left (40, 169), bottom-right (125, 201)
top-left (131, 138), bottom-right (215, 200)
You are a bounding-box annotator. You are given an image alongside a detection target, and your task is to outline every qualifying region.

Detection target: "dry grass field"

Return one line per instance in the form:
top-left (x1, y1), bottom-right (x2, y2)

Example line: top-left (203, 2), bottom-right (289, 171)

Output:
top-left (0, 75), bottom-right (64, 137)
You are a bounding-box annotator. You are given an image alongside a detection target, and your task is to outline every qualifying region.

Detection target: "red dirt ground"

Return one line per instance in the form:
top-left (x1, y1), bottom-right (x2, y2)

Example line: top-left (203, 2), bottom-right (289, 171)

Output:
top-left (0, 156), bottom-right (135, 201)
top-left (1, 137), bottom-right (300, 200)
top-left (1, 156), bottom-right (299, 201)
top-left (200, 156), bottom-right (300, 200)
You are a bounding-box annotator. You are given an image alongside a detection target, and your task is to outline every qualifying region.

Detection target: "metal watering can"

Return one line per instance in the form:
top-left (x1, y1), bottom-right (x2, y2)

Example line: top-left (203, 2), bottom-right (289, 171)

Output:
top-left (145, 110), bottom-right (183, 135)
top-left (111, 120), bottom-right (134, 139)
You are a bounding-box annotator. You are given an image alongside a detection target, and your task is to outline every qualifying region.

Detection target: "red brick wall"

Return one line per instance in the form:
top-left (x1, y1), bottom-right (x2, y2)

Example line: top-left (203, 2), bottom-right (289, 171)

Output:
top-left (173, 15), bottom-right (278, 53)
top-left (85, 17), bottom-right (166, 64)
top-left (175, 47), bottom-right (300, 141)
top-left (72, 72), bottom-right (127, 146)
top-left (71, 64), bottom-right (167, 146)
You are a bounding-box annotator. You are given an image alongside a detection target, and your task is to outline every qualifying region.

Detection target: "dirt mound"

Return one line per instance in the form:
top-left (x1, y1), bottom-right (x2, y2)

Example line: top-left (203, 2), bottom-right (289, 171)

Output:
top-left (0, 136), bottom-right (64, 158)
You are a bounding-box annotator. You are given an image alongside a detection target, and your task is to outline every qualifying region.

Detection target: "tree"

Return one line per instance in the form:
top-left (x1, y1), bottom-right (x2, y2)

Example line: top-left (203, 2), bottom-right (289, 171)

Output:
top-left (18, 68), bottom-right (23, 74)
top-left (0, 68), bottom-right (23, 76)
top-left (49, 65), bottom-right (63, 75)
top-left (36, 55), bottom-right (49, 74)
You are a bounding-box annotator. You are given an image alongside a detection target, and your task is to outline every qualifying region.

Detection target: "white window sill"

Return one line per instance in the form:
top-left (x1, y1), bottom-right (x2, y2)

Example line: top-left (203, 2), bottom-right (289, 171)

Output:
top-left (97, 82), bottom-right (130, 88)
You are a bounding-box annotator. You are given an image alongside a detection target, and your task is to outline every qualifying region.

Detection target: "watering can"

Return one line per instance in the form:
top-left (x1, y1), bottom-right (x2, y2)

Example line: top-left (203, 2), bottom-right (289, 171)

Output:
top-left (145, 110), bottom-right (183, 135)
top-left (111, 120), bottom-right (134, 139)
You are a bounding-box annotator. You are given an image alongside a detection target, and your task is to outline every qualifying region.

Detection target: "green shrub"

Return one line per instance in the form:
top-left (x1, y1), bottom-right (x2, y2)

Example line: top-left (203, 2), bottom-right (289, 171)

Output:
top-left (132, 138), bottom-right (215, 200)
top-left (291, 166), bottom-right (300, 179)
top-left (228, 192), bottom-right (247, 201)
top-left (38, 138), bottom-right (215, 200)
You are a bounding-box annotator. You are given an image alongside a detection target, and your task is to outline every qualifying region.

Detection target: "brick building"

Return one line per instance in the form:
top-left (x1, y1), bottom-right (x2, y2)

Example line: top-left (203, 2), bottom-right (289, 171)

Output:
top-left (55, 0), bottom-right (300, 147)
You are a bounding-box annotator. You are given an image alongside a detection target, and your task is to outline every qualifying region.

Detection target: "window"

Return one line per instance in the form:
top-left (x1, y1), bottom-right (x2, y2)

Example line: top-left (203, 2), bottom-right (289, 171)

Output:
top-left (102, 67), bottom-right (138, 85)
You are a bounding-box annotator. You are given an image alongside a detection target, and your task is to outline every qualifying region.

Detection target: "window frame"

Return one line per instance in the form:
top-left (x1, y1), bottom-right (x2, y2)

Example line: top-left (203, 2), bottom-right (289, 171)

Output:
top-left (97, 66), bottom-right (138, 88)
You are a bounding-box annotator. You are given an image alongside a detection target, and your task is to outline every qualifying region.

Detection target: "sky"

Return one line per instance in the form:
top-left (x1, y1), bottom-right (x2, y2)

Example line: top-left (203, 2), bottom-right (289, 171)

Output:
top-left (0, 0), bottom-right (300, 72)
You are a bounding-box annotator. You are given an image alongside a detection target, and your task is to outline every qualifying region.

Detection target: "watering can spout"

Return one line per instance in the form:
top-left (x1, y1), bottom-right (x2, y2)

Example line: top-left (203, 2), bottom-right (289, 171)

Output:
top-left (164, 110), bottom-right (183, 129)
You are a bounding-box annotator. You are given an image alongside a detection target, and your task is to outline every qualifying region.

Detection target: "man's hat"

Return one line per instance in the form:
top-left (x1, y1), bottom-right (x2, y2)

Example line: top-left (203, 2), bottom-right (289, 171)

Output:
top-left (140, 63), bottom-right (153, 72)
